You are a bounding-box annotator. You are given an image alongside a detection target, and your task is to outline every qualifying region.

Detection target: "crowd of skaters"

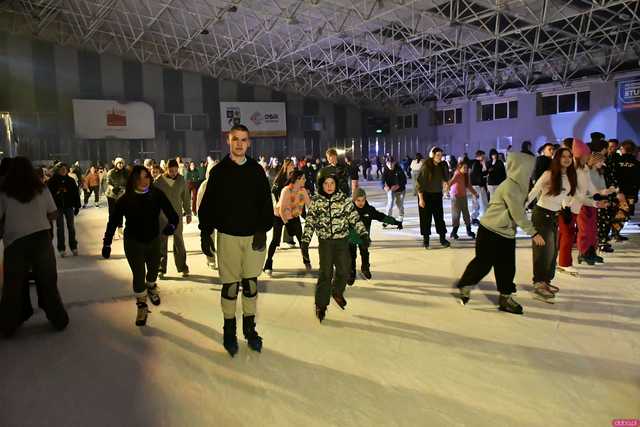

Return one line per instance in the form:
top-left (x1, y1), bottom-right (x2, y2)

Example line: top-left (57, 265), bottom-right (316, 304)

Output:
top-left (0, 127), bottom-right (638, 357)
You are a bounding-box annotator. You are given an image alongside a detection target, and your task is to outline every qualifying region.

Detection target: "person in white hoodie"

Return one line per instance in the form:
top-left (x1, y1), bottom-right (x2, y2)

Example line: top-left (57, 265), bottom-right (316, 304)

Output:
top-left (196, 160), bottom-right (218, 269)
top-left (456, 152), bottom-right (545, 315)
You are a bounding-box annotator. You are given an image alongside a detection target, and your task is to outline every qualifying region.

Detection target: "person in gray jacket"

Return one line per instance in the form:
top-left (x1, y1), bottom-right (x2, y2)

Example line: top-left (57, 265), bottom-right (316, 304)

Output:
top-left (154, 159), bottom-right (192, 278)
top-left (455, 152), bottom-right (546, 315)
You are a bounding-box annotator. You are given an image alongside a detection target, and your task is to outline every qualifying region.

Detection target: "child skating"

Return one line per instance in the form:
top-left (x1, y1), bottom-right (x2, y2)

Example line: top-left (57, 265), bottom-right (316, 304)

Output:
top-left (302, 176), bottom-right (369, 322)
top-left (349, 187), bottom-right (402, 285)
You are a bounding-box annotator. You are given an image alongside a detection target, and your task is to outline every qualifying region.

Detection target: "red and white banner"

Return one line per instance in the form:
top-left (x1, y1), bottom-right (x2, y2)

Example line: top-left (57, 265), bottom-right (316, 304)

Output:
top-left (73, 100), bottom-right (156, 139)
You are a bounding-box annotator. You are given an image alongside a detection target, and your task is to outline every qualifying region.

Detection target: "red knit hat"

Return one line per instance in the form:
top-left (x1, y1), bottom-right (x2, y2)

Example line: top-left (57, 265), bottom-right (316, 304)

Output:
top-left (572, 138), bottom-right (591, 158)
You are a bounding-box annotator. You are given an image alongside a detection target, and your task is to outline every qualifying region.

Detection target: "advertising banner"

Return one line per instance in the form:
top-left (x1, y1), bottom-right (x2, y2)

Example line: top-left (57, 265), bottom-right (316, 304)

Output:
top-left (73, 100), bottom-right (156, 139)
top-left (220, 102), bottom-right (287, 137)
top-left (617, 79), bottom-right (640, 111)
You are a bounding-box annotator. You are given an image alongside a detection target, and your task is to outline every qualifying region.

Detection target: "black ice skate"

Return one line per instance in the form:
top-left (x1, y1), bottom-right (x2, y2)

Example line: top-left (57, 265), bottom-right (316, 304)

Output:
top-left (332, 292), bottom-right (347, 310)
top-left (360, 266), bottom-right (372, 280)
top-left (450, 226), bottom-right (459, 240)
top-left (243, 315), bottom-right (263, 353)
top-left (439, 235), bottom-right (451, 248)
top-left (422, 236), bottom-right (430, 249)
top-left (347, 272), bottom-right (356, 286)
top-left (498, 295), bottom-right (523, 315)
top-left (457, 285), bottom-right (472, 305)
top-left (135, 301), bottom-right (149, 326)
top-left (147, 283), bottom-right (161, 306)
top-left (466, 225), bottom-right (476, 239)
top-left (223, 318), bottom-right (239, 357)
top-left (315, 305), bottom-right (327, 322)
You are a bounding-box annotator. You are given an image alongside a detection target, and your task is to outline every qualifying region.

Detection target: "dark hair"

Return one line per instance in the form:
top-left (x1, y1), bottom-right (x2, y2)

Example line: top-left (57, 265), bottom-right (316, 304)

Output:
top-left (420, 147), bottom-right (445, 183)
top-left (489, 148), bottom-right (498, 157)
top-left (521, 140), bottom-right (532, 152)
top-left (562, 137), bottom-right (574, 150)
top-left (0, 157), bottom-right (45, 203)
top-left (621, 139), bottom-right (636, 152)
top-left (286, 169), bottom-right (305, 186)
top-left (167, 159), bottom-right (179, 169)
top-left (475, 150), bottom-right (485, 157)
top-left (274, 159), bottom-right (294, 188)
top-left (548, 147), bottom-right (577, 197)
top-left (538, 143), bottom-right (554, 154)
top-left (608, 139), bottom-right (619, 145)
top-left (415, 153), bottom-right (423, 161)
top-left (125, 165), bottom-right (150, 195)
top-left (229, 124), bottom-right (249, 134)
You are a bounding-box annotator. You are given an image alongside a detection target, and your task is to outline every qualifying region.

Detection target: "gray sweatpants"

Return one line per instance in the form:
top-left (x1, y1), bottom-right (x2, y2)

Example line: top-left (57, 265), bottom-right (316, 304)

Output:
top-left (451, 196), bottom-right (471, 228)
top-left (160, 220), bottom-right (188, 273)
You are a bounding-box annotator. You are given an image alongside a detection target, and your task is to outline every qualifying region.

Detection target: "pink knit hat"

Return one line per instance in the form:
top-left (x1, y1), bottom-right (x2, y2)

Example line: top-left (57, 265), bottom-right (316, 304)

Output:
top-left (572, 138), bottom-right (591, 158)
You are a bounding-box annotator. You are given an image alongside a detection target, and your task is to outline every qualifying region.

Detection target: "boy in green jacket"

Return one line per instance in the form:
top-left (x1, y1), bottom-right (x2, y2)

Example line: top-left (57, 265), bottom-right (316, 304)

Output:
top-left (456, 152), bottom-right (546, 315)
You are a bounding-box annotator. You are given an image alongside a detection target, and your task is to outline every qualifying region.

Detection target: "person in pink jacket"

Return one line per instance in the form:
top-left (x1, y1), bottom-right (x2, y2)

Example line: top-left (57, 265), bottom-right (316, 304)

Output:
top-left (263, 170), bottom-right (312, 276)
top-left (448, 163), bottom-right (478, 240)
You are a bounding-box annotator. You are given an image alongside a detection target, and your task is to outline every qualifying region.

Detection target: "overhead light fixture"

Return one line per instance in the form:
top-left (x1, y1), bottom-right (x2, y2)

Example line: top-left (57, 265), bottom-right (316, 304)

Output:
top-left (227, 5), bottom-right (238, 13)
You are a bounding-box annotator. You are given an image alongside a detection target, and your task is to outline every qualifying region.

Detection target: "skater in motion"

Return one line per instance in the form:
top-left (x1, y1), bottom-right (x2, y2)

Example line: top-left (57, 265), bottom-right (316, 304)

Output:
top-left (349, 187), bottom-right (402, 285)
top-left (198, 124), bottom-right (274, 357)
top-left (105, 157), bottom-right (128, 239)
top-left (527, 147), bottom-right (576, 301)
top-left (0, 157), bottom-right (69, 337)
top-left (456, 152), bottom-right (545, 314)
top-left (302, 175), bottom-right (369, 322)
top-left (264, 169), bottom-right (312, 276)
top-left (102, 166), bottom-right (179, 326)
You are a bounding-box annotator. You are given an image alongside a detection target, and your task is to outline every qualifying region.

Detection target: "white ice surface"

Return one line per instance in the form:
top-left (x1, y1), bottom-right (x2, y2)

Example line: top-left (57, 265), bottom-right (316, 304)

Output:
top-left (0, 182), bottom-right (638, 427)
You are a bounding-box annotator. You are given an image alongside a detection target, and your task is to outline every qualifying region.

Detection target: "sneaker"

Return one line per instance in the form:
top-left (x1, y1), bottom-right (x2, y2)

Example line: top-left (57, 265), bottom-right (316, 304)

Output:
top-left (458, 285), bottom-right (472, 305)
top-left (498, 295), bottom-right (524, 314)
top-left (147, 283), bottom-right (161, 306)
top-left (135, 301), bottom-right (149, 326)
top-left (72, 249), bottom-right (79, 257)
top-left (532, 282), bottom-right (555, 303)
top-left (360, 266), bottom-right (372, 280)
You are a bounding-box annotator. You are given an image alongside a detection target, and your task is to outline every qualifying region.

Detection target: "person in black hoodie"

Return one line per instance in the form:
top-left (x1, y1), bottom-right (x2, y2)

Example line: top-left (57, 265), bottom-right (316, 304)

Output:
top-left (198, 124), bottom-right (273, 357)
top-left (381, 157), bottom-right (407, 224)
top-left (102, 166), bottom-right (179, 327)
top-left (349, 188), bottom-right (402, 285)
top-left (487, 148), bottom-right (506, 198)
top-left (47, 163), bottom-right (81, 257)
top-left (533, 143), bottom-right (554, 183)
top-left (617, 140), bottom-right (640, 224)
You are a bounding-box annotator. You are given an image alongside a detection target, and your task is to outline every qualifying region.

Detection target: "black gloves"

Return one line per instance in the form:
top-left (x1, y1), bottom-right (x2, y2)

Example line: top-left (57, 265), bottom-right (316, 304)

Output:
top-left (101, 245), bottom-right (111, 259)
top-left (561, 207), bottom-right (573, 225)
top-left (74, 207), bottom-right (80, 216)
top-left (252, 231), bottom-right (267, 251)
top-left (200, 230), bottom-right (214, 257)
top-left (162, 224), bottom-right (176, 236)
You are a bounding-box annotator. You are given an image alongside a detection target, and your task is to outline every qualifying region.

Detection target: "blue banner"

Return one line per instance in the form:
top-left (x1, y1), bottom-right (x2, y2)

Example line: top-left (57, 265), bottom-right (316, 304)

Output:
top-left (618, 78), bottom-right (640, 111)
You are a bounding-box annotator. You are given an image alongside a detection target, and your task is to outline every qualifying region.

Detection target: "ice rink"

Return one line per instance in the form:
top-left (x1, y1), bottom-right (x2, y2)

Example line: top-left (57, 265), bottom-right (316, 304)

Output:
top-left (1, 181), bottom-right (638, 427)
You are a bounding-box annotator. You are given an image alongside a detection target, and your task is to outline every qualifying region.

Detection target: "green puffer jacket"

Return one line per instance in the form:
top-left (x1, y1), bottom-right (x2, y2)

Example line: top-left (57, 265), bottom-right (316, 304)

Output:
top-left (302, 191), bottom-right (368, 243)
top-left (105, 168), bottom-right (128, 200)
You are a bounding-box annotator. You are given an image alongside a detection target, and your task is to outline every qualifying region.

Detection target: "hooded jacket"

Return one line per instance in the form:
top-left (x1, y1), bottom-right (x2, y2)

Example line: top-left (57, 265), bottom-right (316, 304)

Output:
top-left (47, 173), bottom-right (81, 210)
top-left (302, 176), bottom-right (368, 243)
top-left (480, 152), bottom-right (537, 239)
top-left (105, 167), bottom-right (128, 200)
top-left (154, 173), bottom-right (192, 217)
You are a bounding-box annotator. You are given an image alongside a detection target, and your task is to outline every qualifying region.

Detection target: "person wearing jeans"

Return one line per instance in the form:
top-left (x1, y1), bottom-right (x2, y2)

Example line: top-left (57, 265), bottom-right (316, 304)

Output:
top-left (416, 147), bottom-right (450, 248)
top-left (47, 163), bottom-right (81, 257)
top-left (469, 150), bottom-right (488, 224)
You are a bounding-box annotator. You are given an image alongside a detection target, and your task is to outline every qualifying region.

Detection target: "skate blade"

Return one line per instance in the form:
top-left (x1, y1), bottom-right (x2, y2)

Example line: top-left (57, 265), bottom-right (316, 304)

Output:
top-left (532, 294), bottom-right (555, 304)
top-left (557, 268), bottom-right (579, 277)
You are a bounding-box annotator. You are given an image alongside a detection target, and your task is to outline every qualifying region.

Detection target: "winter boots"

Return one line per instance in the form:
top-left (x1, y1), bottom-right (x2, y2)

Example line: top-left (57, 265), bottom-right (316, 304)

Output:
top-left (360, 265), bottom-right (372, 280)
top-left (439, 235), bottom-right (451, 248)
top-left (450, 226), bottom-right (459, 240)
top-left (147, 282), bottom-right (161, 306)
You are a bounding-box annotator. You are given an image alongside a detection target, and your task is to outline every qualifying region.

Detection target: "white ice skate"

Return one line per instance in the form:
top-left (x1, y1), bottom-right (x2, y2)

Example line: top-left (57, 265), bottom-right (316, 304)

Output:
top-left (557, 265), bottom-right (579, 276)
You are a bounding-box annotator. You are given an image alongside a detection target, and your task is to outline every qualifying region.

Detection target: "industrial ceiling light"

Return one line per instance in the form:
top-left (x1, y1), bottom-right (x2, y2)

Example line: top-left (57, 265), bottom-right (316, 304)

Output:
top-left (227, 5), bottom-right (238, 13)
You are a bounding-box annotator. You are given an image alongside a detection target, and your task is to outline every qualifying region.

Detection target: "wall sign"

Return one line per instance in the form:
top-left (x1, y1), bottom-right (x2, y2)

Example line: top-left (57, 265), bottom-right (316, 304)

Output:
top-left (617, 79), bottom-right (640, 111)
top-left (219, 102), bottom-right (287, 137)
top-left (73, 100), bottom-right (156, 139)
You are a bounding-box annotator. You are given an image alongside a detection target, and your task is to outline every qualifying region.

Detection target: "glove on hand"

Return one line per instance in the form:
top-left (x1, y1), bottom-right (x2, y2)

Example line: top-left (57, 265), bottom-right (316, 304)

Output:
top-left (252, 231), bottom-right (267, 251)
top-left (101, 245), bottom-right (111, 259)
top-left (163, 224), bottom-right (176, 236)
top-left (74, 207), bottom-right (80, 216)
top-left (200, 230), bottom-right (214, 257)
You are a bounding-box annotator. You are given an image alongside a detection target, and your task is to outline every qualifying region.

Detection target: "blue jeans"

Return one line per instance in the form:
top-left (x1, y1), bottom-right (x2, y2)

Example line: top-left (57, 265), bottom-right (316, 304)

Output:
top-left (56, 208), bottom-right (77, 251)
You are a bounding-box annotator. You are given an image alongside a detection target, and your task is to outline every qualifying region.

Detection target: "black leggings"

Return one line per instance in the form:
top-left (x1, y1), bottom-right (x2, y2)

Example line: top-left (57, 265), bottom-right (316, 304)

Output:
top-left (84, 186), bottom-right (99, 205)
top-left (418, 192), bottom-right (447, 237)
top-left (264, 216), bottom-right (310, 269)
top-left (124, 237), bottom-right (161, 293)
top-left (457, 225), bottom-right (516, 295)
